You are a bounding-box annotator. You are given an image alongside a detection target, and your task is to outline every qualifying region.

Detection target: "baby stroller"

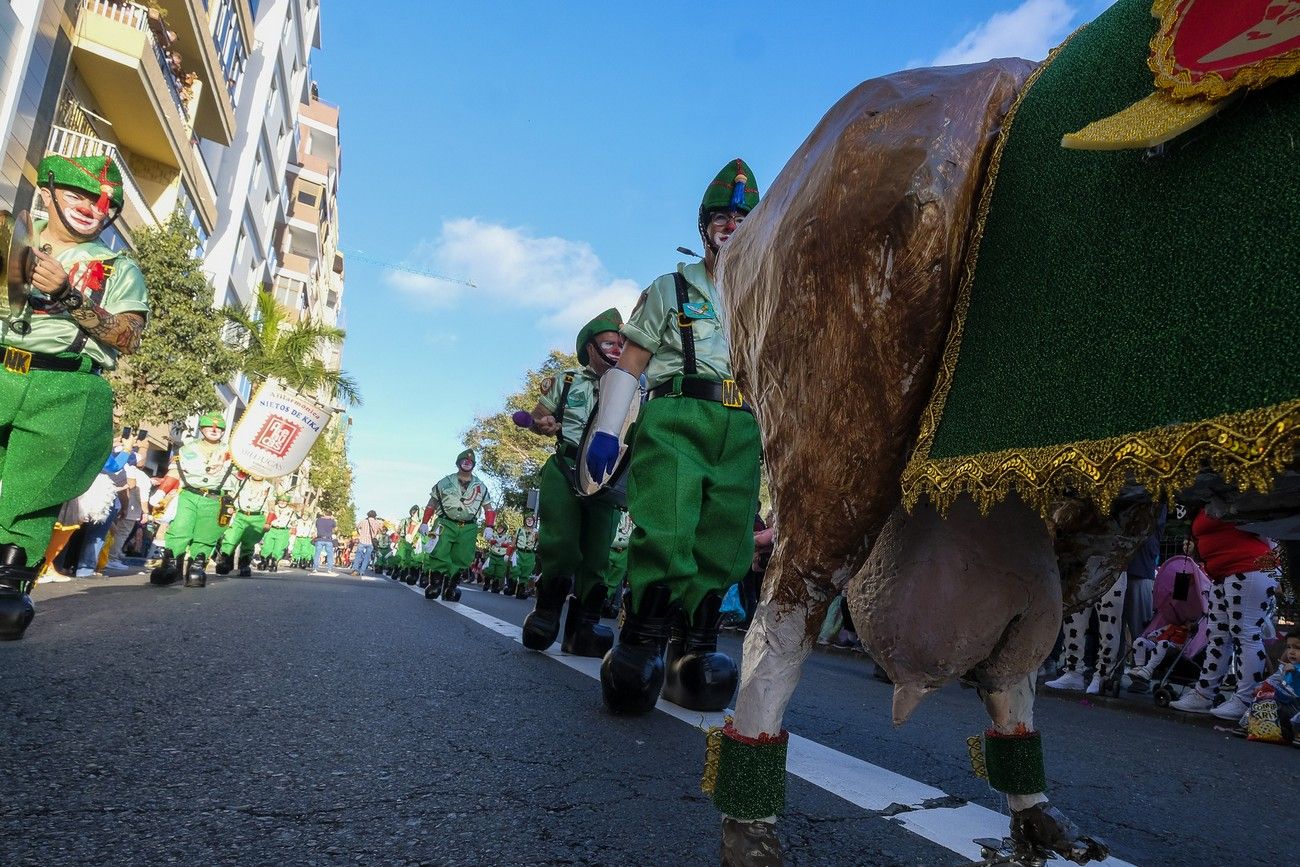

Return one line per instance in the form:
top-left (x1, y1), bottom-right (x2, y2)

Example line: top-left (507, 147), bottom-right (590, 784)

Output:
top-left (1126, 554), bottom-right (1211, 707)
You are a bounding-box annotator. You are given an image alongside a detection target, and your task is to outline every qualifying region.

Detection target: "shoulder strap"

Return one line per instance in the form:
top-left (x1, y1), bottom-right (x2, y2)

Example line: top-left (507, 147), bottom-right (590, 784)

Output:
top-left (555, 372), bottom-right (575, 454)
top-left (672, 272), bottom-right (697, 376)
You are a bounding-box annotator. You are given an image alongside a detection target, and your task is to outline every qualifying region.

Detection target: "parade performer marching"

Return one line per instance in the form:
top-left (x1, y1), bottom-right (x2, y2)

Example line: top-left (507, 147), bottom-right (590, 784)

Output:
top-left (521, 309), bottom-right (624, 656)
top-left (484, 516), bottom-right (512, 594)
top-left (0, 153), bottom-right (148, 639)
top-left (585, 161), bottom-right (762, 712)
top-left (151, 413), bottom-right (233, 588)
top-left (214, 473), bottom-right (276, 577)
top-left (394, 505), bottom-right (422, 584)
top-left (422, 449), bottom-right (490, 602)
top-left (373, 523), bottom-right (392, 575)
top-left (602, 510), bottom-right (635, 614)
top-left (290, 513), bottom-right (315, 569)
top-left (513, 513), bottom-right (539, 589)
top-left (259, 493), bottom-right (293, 573)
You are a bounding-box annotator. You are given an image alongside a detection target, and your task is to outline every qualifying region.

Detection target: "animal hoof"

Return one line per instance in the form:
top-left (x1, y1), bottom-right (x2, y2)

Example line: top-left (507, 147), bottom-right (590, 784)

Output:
top-left (720, 817), bottom-right (783, 867)
top-left (1010, 802), bottom-right (1108, 864)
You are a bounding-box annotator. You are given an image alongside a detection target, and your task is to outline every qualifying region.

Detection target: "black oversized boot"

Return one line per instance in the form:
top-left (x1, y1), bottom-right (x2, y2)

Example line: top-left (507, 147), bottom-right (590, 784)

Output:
top-left (424, 573), bottom-right (442, 600)
top-left (662, 590), bottom-right (737, 711)
top-left (443, 572), bottom-right (462, 603)
top-left (150, 549), bottom-right (180, 586)
top-left (600, 583), bottom-right (675, 714)
top-left (561, 584), bottom-right (614, 658)
top-left (184, 554), bottom-right (207, 588)
top-left (237, 553), bottom-right (253, 578)
top-left (403, 567), bottom-right (417, 586)
top-left (214, 551), bottom-right (235, 575)
top-left (0, 544), bottom-right (37, 641)
top-left (521, 575), bottom-right (571, 651)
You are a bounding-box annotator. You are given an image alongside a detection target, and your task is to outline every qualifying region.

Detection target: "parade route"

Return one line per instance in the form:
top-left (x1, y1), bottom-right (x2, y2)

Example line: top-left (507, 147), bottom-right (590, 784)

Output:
top-left (3, 569), bottom-right (1288, 866)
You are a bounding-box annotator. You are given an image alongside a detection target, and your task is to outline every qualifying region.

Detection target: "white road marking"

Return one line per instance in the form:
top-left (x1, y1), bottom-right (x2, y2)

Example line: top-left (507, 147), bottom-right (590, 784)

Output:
top-left (399, 581), bottom-right (1137, 866)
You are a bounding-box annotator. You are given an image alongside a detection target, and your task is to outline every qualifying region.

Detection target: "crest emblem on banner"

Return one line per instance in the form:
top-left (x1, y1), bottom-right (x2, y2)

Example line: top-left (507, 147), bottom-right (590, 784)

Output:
top-left (1063, 0), bottom-right (1300, 149)
top-left (229, 378), bottom-right (335, 478)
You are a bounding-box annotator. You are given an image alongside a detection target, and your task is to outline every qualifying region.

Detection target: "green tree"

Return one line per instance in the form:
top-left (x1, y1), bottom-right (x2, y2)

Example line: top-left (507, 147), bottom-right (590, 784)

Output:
top-left (108, 212), bottom-right (238, 427)
top-left (463, 349), bottom-right (578, 511)
top-left (307, 422), bottom-right (356, 536)
top-left (222, 289), bottom-right (361, 406)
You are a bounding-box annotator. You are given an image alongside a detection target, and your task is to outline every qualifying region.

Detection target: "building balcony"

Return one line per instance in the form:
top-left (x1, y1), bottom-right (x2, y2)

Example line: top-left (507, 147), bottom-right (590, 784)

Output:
top-left (277, 250), bottom-right (315, 281)
top-left (151, 0), bottom-right (236, 144)
top-left (71, 0), bottom-right (217, 229)
top-left (46, 124), bottom-right (158, 236)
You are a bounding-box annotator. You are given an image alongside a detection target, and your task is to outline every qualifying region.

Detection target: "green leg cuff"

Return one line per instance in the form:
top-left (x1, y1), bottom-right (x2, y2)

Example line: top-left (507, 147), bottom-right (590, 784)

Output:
top-left (703, 722), bottom-right (789, 820)
top-left (983, 730), bottom-right (1046, 795)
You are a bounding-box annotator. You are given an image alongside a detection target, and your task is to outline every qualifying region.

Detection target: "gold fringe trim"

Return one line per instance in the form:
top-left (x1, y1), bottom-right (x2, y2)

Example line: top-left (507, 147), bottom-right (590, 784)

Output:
top-left (701, 714), bottom-right (733, 796)
top-left (901, 24), bottom-right (1300, 517)
top-left (1148, 0), bottom-right (1300, 101)
top-left (966, 735), bottom-right (988, 781)
top-left (1061, 89), bottom-right (1225, 150)
top-left (902, 400), bottom-right (1300, 517)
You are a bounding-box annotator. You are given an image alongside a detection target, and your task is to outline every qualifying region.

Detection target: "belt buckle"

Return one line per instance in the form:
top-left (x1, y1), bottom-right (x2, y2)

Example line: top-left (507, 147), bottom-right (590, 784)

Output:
top-left (721, 379), bottom-right (743, 408)
top-left (3, 346), bottom-right (33, 375)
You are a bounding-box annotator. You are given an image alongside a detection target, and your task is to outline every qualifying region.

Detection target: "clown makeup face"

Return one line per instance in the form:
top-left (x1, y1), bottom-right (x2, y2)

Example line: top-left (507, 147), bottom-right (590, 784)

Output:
top-left (458, 457), bottom-right (475, 472)
top-left (40, 186), bottom-right (111, 239)
top-left (199, 424), bottom-right (224, 444)
top-left (588, 330), bottom-right (624, 374)
top-left (707, 210), bottom-right (746, 250)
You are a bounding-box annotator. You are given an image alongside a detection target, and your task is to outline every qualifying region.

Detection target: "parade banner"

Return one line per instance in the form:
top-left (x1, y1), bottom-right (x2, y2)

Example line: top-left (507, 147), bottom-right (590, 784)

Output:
top-left (228, 378), bottom-right (334, 478)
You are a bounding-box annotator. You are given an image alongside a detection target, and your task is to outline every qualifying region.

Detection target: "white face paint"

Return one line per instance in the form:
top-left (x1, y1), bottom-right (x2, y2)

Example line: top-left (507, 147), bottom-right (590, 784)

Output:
top-left (458, 459), bottom-right (475, 472)
top-left (52, 188), bottom-right (109, 236)
top-left (200, 426), bottom-right (224, 443)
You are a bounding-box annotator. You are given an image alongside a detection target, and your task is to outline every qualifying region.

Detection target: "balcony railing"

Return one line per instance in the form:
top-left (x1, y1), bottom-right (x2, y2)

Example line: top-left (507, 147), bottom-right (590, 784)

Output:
top-left (46, 124), bottom-right (157, 228)
top-left (82, 0), bottom-right (187, 116)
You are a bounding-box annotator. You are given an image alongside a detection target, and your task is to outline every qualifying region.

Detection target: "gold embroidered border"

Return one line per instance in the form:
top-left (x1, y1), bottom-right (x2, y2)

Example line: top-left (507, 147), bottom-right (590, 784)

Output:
top-left (899, 26), bottom-right (1300, 516)
top-left (1148, 0), bottom-right (1300, 102)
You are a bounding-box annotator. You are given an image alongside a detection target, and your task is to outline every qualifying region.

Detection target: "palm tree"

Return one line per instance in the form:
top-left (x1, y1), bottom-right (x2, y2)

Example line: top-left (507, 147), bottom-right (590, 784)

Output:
top-left (222, 289), bottom-right (362, 406)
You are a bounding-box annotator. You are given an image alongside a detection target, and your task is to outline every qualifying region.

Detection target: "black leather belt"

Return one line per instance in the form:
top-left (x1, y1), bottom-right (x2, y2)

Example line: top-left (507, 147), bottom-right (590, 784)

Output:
top-left (184, 487), bottom-right (224, 499)
top-left (3, 345), bottom-right (101, 376)
top-left (442, 516), bottom-right (474, 526)
top-left (648, 376), bottom-right (751, 412)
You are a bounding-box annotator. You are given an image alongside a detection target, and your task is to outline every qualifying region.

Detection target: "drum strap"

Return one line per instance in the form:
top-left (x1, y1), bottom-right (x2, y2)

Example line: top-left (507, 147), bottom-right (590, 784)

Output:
top-left (672, 272), bottom-right (697, 376)
top-left (554, 372), bottom-right (575, 457)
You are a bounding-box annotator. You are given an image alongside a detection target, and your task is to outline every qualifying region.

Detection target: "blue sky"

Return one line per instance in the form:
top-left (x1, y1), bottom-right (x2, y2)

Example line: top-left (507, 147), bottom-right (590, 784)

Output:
top-left (312, 0), bottom-right (1113, 520)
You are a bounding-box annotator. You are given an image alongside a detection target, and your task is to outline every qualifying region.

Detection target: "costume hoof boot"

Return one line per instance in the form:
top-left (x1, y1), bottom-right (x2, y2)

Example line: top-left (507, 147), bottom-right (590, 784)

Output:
top-left (0, 545), bottom-right (36, 641)
top-left (416, 574), bottom-right (429, 588)
top-left (237, 554), bottom-right (253, 578)
top-left (424, 578), bottom-right (441, 600)
top-left (1010, 802), bottom-right (1108, 864)
top-left (443, 574), bottom-right (462, 603)
top-left (561, 585), bottom-right (614, 658)
top-left (403, 569), bottom-right (417, 586)
top-left (150, 550), bottom-right (179, 586)
top-left (522, 576), bottom-right (571, 651)
top-left (721, 818), bottom-right (783, 867)
top-left (663, 591), bottom-right (737, 711)
top-left (184, 555), bottom-right (208, 588)
top-left (214, 551), bottom-right (234, 575)
top-left (600, 583), bottom-right (675, 715)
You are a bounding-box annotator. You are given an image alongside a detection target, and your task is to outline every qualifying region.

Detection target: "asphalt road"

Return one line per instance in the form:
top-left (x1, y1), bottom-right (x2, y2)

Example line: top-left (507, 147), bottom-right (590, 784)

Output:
top-left (2, 568), bottom-right (1291, 866)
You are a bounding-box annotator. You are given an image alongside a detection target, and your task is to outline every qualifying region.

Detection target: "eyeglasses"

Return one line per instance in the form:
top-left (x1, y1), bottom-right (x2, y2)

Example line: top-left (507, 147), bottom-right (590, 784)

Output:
top-left (708, 211), bottom-right (746, 227)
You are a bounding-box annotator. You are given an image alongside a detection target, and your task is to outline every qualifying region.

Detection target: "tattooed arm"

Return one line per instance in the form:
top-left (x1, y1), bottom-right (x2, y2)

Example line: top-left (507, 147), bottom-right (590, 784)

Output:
top-left (66, 305), bottom-right (146, 355)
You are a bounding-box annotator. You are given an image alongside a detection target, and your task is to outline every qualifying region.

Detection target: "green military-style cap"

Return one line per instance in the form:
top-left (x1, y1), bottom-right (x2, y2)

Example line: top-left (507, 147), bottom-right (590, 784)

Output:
top-left (701, 158), bottom-right (759, 217)
top-left (198, 412), bottom-right (226, 430)
top-left (576, 307), bottom-right (624, 365)
top-left (38, 153), bottom-right (124, 210)
top-left (456, 448), bottom-right (476, 466)
top-left (409, 504), bottom-right (420, 514)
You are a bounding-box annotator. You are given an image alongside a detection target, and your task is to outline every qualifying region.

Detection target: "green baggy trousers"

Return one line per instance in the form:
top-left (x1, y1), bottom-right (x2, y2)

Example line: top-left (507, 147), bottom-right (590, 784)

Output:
top-left (166, 488), bottom-right (224, 559)
top-left (536, 452), bottom-right (618, 600)
top-left (220, 510), bottom-right (267, 557)
top-left (428, 516), bottom-right (478, 578)
top-left (261, 527), bottom-right (290, 561)
top-left (625, 394), bottom-right (760, 617)
top-left (0, 361), bottom-right (112, 566)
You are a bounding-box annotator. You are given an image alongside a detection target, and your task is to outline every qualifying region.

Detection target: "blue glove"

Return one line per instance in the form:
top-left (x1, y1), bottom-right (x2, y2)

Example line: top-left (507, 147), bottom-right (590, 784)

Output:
top-left (585, 431), bottom-right (620, 482)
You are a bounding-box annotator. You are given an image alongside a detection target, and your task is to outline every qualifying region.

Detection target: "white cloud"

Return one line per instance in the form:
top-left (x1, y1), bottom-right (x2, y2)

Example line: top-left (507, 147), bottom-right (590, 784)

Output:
top-left (386, 218), bottom-right (641, 334)
top-left (932, 0), bottom-right (1078, 66)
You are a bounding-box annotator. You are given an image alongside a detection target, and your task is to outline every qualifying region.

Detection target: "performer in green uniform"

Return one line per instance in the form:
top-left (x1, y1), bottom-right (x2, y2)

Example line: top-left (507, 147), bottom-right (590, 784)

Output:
top-left (513, 513), bottom-right (539, 588)
top-left (484, 516), bottom-right (512, 593)
top-left (394, 506), bottom-right (421, 584)
top-left (214, 474), bottom-right (275, 577)
top-left (259, 494), bottom-right (293, 572)
top-left (373, 524), bottom-right (392, 575)
top-left (586, 160), bottom-right (762, 712)
top-left (151, 413), bottom-right (232, 589)
top-left (290, 514), bottom-right (315, 569)
top-left (422, 449), bottom-right (489, 602)
top-left (0, 153), bottom-right (148, 639)
top-left (521, 309), bottom-right (624, 656)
